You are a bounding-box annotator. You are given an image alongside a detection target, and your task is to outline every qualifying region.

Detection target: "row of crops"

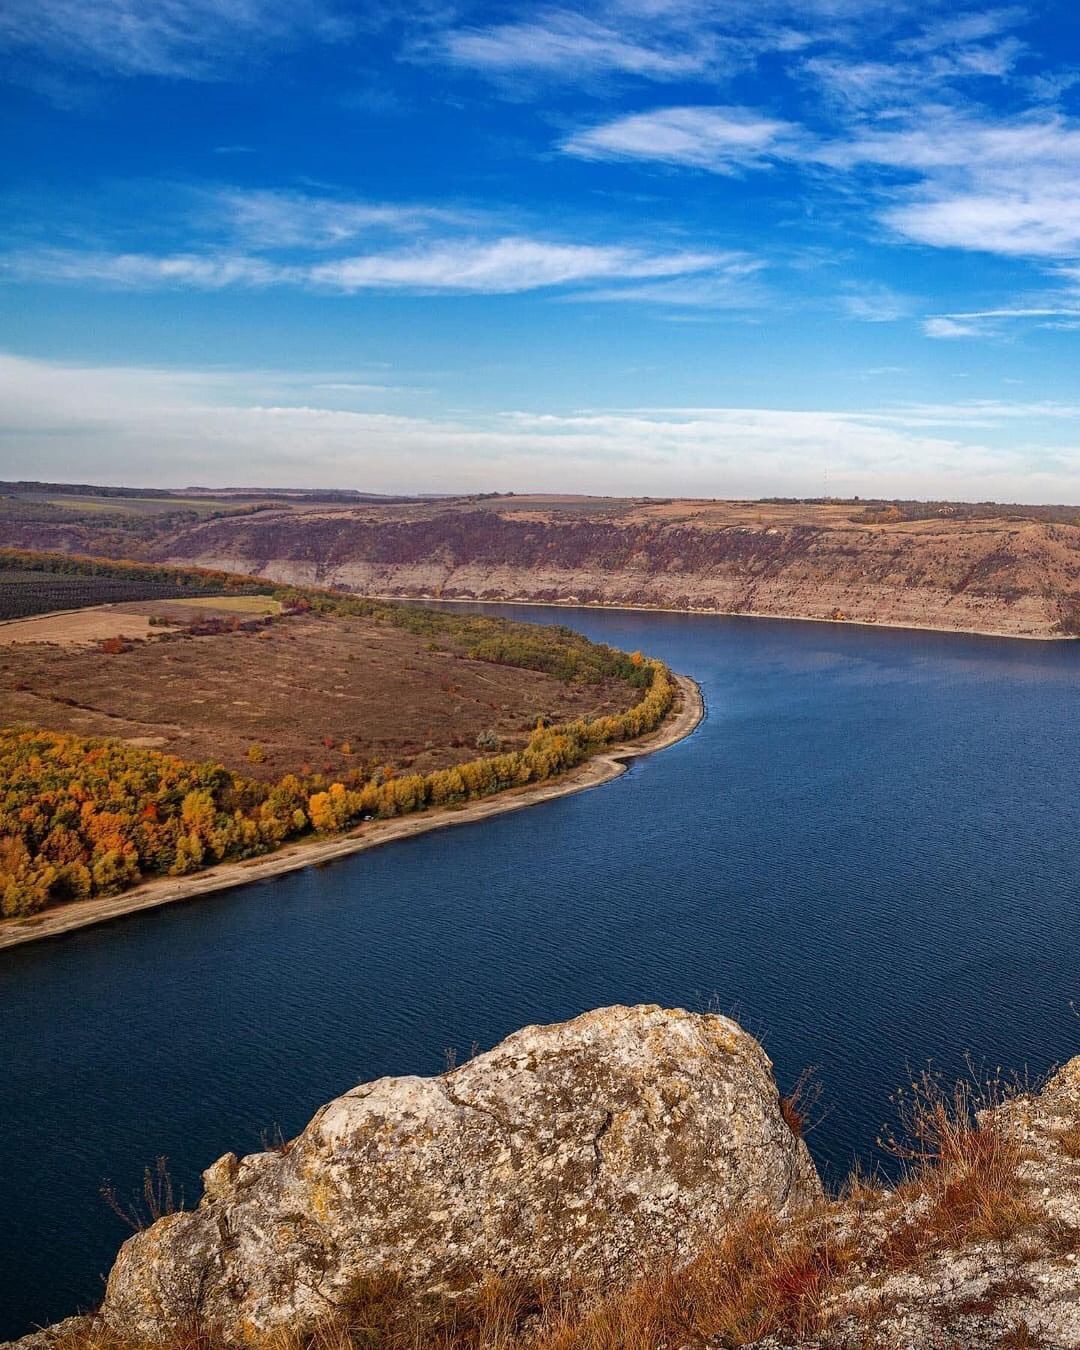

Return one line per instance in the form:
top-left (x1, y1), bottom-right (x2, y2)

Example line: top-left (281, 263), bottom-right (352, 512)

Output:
top-left (0, 570), bottom-right (232, 621)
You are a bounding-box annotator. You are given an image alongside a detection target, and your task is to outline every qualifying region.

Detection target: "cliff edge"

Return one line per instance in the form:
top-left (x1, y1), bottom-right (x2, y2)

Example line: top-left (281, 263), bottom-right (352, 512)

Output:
top-left (10, 1009), bottom-right (1080, 1349)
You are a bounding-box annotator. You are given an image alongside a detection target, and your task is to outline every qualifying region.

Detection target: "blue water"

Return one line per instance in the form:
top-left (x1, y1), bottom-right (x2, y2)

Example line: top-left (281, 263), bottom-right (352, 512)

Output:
top-left (2, 608), bottom-right (1079, 1337)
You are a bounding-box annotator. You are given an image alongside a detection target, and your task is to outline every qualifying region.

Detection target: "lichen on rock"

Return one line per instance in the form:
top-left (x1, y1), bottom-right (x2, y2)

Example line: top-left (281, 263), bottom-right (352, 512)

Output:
top-left (98, 1004), bottom-right (820, 1342)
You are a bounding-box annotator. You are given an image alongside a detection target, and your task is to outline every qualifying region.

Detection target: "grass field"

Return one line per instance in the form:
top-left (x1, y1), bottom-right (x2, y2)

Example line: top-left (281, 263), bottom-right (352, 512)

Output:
top-left (0, 607), bottom-right (639, 781)
top-left (32, 493), bottom-right (285, 516)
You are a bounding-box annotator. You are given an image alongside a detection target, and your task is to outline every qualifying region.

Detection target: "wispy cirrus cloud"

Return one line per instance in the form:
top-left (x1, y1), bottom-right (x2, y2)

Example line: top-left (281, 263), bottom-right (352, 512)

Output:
top-left (0, 0), bottom-right (350, 80)
top-left (210, 188), bottom-right (474, 249)
top-left (832, 114), bottom-right (1080, 258)
top-left (923, 316), bottom-right (990, 339)
top-left (440, 11), bottom-right (721, 82)
top-left (923, 306), bottom-right (1080, 339)
top-left (563, 106), bottom-right (800, 172)
top-left (840, 284), bottom-right (919, 323)
top-left (803, 5), bottom-right (1026, 109)
top-left (304, 237), bottom-right (724, 293)
top-left (0, 249), bottom-right (284, 289)
top-left (431, 0), bottom-right (964, 91)
top-left (0, 182), bottom-right (754, 302)
top-left (564, 99), bottom-right (1080, 265)
top-left (0, 237), bottom-right (732, 297)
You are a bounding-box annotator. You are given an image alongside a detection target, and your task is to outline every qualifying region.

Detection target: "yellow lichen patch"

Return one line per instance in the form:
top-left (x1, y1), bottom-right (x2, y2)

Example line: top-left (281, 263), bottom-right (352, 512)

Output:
top-left (310, 1179), bottom-right (336, 1224)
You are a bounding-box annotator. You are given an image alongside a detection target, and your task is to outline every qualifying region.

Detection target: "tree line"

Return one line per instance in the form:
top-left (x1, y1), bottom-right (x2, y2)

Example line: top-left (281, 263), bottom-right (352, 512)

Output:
top-left (0, 662), bottom-right (676, 919)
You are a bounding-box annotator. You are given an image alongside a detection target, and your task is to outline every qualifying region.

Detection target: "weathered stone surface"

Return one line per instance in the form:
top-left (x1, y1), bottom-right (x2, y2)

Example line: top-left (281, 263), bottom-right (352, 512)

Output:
top-left (5, 1317), bottom-right (96, 1349)
top-left (746, 1056), bottom-right (1080, 1350)
top-left (99, 1004), bottom-right (820, 1342)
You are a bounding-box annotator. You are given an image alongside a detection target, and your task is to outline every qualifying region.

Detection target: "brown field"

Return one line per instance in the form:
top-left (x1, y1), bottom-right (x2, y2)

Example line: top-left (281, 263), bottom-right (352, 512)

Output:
top-left (0, 608), bottom-right (639, 781)
top-left (0, 604), bottom-right (160, 647)
top-left (0, 595), bottom-right (281, 647)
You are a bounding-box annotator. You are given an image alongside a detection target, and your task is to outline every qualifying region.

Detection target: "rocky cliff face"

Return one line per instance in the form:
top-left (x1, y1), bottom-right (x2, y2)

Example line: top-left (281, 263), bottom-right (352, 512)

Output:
top-left (98, 1005), bottom-right (820, 1342)
top-left (145, 503), bottom-right (1080, 638)
top-left (5, 498), bottom-right (1078, 637)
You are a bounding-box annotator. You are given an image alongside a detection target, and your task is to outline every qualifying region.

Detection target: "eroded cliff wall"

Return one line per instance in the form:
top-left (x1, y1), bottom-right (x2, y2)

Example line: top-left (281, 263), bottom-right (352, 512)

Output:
top-left (146, 504), bottom-right (1080, 638)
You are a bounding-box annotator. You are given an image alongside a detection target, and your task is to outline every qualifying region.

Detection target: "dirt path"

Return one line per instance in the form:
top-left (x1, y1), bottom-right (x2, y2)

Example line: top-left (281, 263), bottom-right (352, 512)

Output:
top-left (0, 675), bottom-right (704, 952)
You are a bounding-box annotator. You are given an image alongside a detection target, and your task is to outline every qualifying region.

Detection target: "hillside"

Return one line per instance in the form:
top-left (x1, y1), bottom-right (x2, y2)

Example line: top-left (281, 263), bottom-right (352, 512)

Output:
top-left (0, 553), bottom-right (679, 928)
top-left (3, 491), bottom-right (1077, 638)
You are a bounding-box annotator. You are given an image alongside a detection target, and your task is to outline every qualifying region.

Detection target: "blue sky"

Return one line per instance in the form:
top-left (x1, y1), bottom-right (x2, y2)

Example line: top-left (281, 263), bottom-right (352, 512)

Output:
top-left (3, 0), bottom-right (1080, 499)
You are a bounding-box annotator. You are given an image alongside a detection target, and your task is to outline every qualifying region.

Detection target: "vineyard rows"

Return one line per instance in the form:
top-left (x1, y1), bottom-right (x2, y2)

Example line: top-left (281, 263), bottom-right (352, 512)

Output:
top-left (0, 570), bottom-right (227, 621)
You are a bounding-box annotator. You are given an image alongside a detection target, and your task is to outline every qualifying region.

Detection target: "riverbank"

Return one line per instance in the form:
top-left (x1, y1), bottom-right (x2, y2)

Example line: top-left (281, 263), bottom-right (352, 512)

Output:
top-left (0, 674), bottom-right (703, 952)
top-left (367, 592), bottom-right (1075, 642)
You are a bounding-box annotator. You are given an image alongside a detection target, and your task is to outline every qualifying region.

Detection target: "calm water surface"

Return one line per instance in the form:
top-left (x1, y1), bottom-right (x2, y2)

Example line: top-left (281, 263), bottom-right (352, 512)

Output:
top-left (2, 608), bottom-right (1079, 1336)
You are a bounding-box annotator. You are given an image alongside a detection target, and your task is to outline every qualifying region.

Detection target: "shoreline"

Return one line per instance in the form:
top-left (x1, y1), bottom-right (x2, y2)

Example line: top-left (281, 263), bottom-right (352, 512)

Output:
top-left (362, 592), bottom-right (1074, 643)
top-left (0, 675), bottom-right (704, 953)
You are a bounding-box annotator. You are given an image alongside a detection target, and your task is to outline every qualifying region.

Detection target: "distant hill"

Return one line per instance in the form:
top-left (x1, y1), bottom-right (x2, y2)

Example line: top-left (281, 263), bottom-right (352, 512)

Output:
top-left (1, 487), bottom-right (1078, 637)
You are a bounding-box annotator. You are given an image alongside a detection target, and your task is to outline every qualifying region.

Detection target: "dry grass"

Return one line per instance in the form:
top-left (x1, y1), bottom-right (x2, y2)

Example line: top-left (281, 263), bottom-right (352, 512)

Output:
top-left (0, 611), bottom-right (638, 783)
top-left (530, 1209), bottom-right (858, 1350)
top-left (1053, 1123), bottom-right (1080, 1158)
top-left (878, 1071), bottom-right (1039, 1268)
top-left (44, 1072), bottom-right (1052, 1350)
top-left (778, 1067), bottom-right (822, 1140)
top-left (997, 1318), bottom-right (1046, 1348)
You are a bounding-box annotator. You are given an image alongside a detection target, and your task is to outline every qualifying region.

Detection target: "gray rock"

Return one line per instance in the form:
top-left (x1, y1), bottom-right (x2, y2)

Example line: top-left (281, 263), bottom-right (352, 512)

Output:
top-left (100, 1003), bottom-right (821, 1342)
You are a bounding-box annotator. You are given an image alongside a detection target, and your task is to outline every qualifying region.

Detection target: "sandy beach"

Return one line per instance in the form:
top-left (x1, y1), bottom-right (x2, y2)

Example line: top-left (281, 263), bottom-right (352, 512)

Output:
top-left (0, 674), bottom-right (704, 952)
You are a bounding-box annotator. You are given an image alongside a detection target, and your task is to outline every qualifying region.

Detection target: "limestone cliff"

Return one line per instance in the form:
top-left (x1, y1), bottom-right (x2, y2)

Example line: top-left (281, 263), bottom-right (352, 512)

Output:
top-left (146, 502), bottom-right (1080, 638)
top-left (4, 496), bottom-right (1078, 638)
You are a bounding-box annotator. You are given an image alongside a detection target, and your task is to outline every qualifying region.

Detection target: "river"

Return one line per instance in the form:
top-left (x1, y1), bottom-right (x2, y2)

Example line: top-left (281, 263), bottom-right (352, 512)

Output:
top-left (2, 606), bottom-right (1079, 1337)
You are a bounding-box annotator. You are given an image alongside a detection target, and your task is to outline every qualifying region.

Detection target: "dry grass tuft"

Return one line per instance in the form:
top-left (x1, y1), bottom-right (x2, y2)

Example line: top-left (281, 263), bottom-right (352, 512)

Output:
top-left (778, 1066), bottom-right (822, 1140)
top-left (100, 1156), bottom-right (181, 1234)
top-left (531, 1207), bottom-right (856, 1349)
top-left (1053, 1122), bottom-right (1080, 1158)
top-left (997, 1318), bottom-right (1046, 1348)
top-left (878, 1070), bottom-right (1039, 1267)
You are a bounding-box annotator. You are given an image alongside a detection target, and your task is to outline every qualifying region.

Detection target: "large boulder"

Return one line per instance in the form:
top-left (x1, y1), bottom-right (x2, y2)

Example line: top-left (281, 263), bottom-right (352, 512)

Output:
top-left (101, 1004), bottom-right (821, 1341)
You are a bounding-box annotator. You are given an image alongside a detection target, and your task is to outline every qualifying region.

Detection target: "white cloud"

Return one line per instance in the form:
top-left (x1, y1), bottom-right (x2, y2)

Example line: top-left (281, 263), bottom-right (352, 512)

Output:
top-left (563, 101), bottom-right (1080, 261)
top-left (213, 189), bottom-right (471, 249)
top-left (827, 113), bottom-right (1080, 258)
top-left (0, 249), bottom-right (292, 289)
top-left (803, 6), bottom-right (1026, 108)
top-left (885, 187), bottom-right (1080, 258)
top-left (563, 106), bottom-right (799, 172)
top-left (0, 238), bottom-right (727, 296)
top-left (570, 260), bottom-right (765, 308)
top-left (923, 306), bottom-right (1080, 338)
top-left (803, 38), bottom-right (1022, 110)
top-left (898, 8), bottom-right (1026, 55)
top-left (3, 351), bottom-right (1078, 502)
top-left (841, 284), bottom-right (917, 322)
top-left (923, 316), bottom-right (990, 339)
top-left (307, 238), bottom-right (723, 292)
top-left (442, 12), bottom-right (718, 81)
top-left (0, 0), bottom-right (347, 80)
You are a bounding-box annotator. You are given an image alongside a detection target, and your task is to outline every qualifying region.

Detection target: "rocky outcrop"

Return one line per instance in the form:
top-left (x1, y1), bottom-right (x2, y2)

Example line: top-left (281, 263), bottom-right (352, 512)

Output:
top-left (5, 498), bottom-right (1079, 637)
top-left (148, 504), bottom-right (1080, 638)
top-left (8, 1014), bottom-right (1080, 1349)
top-left (97, 1005), bottom-right (820, 1342)
top-left (798, 1056), bottom-right (1080, 1349)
